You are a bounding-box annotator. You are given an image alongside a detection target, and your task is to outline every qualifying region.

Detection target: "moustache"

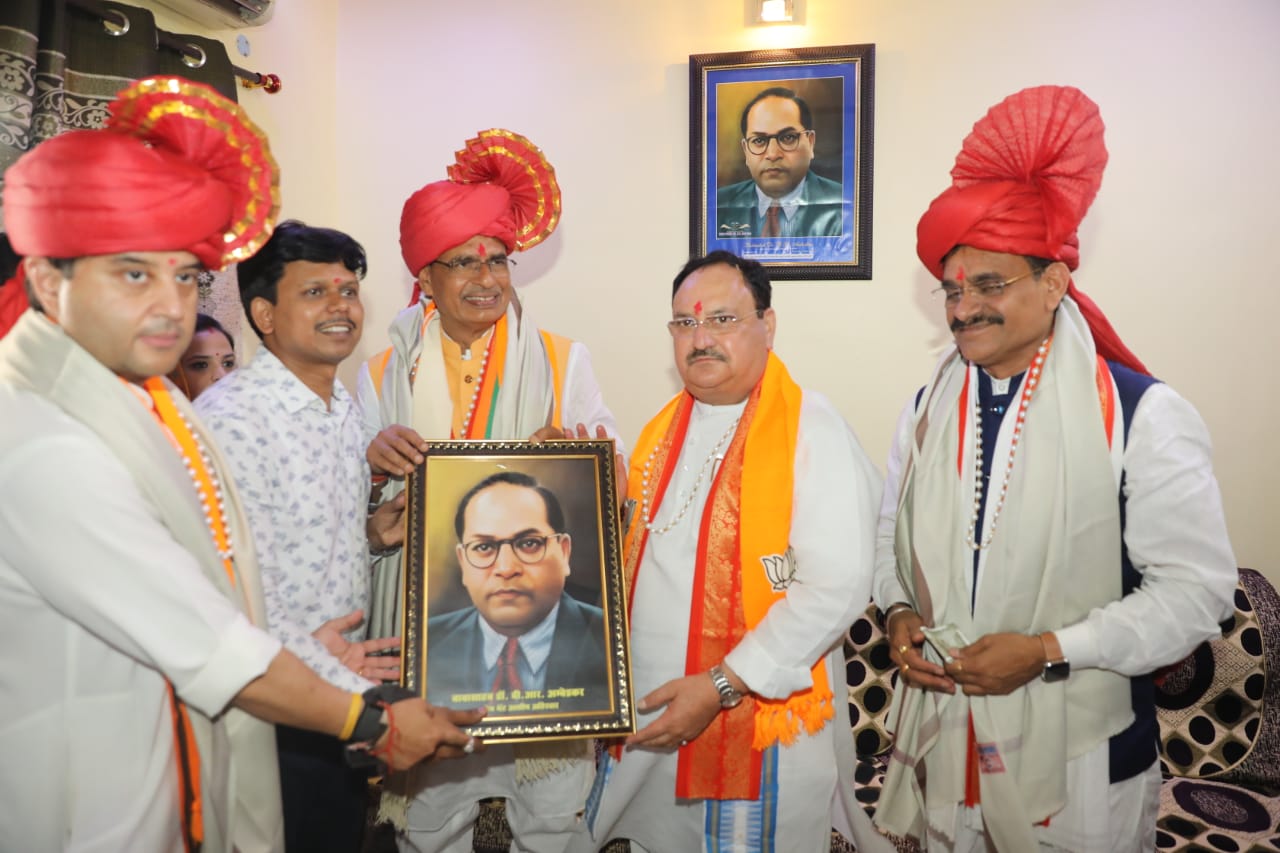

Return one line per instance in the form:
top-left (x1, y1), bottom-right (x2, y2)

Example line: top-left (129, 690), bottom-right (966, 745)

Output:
top-left (139, 319), bottom-right (183, 337)
top-left (686, 348), bottom-right (726, 365)
top-left (950, 315), bottom-right (1003, 333)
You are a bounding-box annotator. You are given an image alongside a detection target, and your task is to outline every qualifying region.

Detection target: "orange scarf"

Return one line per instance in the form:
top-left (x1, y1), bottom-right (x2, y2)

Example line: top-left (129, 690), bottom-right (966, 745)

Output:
top-left (623, 353), bottom-right (832, 801)
top-left (134, 376), bottom-right (233, 852)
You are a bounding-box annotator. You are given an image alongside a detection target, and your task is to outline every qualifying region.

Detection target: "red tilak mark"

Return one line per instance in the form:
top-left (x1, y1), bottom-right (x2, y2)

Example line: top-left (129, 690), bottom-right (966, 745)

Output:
top-left (476, 243), bottom-right (488, 258)
top-left (956, 265), bottom-right (966, 282)
top-left (167, 258), bottom-right (177, 266)
top-left (333, 277), bottom-right (342, 283)
top-left (694, 300), bottom-right (703, 315)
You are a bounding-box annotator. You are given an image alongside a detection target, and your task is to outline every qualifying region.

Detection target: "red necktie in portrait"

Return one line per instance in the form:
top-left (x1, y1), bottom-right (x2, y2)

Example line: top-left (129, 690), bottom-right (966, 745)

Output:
top-left (493, 636), bottom-right (523, 692)
top-left (762, 202), bottom-right (781, 238)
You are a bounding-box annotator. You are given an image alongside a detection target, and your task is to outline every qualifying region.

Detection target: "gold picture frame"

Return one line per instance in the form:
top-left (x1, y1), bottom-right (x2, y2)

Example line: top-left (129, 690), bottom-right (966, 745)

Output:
top-left (401, 438), bottom-right (634, 742)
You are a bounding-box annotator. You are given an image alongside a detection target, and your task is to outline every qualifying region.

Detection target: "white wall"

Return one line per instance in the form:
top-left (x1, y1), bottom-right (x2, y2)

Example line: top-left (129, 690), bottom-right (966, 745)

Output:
top-left (146, 0), bottom-right (1280, 575)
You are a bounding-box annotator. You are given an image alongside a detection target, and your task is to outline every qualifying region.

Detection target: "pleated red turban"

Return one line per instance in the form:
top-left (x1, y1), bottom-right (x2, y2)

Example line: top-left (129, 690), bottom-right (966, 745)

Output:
top-left (917, 85), bottom-right (1147, 374)
top-left (400, 129), bottom-right (561, 277)
top-left (4, 76), bottom-right (278, 271)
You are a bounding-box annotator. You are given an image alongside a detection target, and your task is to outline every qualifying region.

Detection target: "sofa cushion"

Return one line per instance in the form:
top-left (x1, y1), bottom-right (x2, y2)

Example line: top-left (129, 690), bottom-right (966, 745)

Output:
top-left (1155, 776), bottom-right (1280, 851)
top-left (845, 604), bottom-right (899, 758)
top-left (1156, 568), bottom-right (1280, 788)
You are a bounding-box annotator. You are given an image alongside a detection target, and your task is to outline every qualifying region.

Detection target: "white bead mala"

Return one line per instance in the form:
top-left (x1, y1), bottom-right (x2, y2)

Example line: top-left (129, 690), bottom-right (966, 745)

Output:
top-left (965, 338), bottom-right (1050, 551)
top-left (456, 346), bottom-right (490, 438)
top-left (176, 408), bottom-right (234, 562)
top-left (640, 416), bottom-right (741, 535)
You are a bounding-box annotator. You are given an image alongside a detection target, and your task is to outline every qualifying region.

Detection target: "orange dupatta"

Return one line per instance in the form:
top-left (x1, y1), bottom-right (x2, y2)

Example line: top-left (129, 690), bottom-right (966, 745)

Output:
top-left (623, 353), bottom-right (832, 801)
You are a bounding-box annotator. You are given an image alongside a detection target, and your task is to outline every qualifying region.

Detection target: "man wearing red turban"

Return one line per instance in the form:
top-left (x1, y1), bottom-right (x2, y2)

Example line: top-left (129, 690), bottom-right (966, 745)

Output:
top-left (357, 130), bottom-right (622, 852)
top-left (0, 76), bottom-right (482, 853)
top-left (870, 86), bottom-right (1236, 851)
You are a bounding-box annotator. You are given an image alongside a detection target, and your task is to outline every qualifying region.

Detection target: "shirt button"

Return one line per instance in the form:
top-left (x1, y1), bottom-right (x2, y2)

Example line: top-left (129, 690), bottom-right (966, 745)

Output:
top-left (464, 375), bottom-right (474, 384)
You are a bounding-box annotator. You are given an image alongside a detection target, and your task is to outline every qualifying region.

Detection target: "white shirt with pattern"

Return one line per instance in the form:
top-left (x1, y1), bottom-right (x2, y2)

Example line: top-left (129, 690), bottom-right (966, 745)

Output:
top-left (197, 347), bottom-right (375, 693)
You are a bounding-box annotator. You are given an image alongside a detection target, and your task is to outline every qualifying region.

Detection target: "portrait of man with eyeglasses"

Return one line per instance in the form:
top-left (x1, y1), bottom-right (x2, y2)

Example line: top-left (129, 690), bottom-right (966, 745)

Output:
top-left (716, 85), bottom-right (846, 239)
top-left (424, 470), bottom-right (608, 711)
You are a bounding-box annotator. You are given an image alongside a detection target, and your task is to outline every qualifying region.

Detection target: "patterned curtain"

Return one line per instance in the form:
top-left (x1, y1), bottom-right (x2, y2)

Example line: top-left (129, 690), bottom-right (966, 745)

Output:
top-left (0, 0), bottom-right (239, 225)
top-left (0, 0), bottom-right (242, 337)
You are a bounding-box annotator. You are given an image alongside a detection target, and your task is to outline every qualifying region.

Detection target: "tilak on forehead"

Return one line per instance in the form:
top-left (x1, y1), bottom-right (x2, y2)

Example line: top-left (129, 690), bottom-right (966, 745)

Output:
top-left (477, 243), bottom-right (487, 258)
top-left (956, 266), bottom-right (965, 282)
top-left (694, 300), bottom-right (703, 315)
top-left (915, 84), bottom-right (1149, 374)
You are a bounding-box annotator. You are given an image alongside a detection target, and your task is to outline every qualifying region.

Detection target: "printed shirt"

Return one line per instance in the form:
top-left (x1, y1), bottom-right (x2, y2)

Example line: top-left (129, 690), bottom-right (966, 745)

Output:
top-left (197, 347), bottom-right (374, 693)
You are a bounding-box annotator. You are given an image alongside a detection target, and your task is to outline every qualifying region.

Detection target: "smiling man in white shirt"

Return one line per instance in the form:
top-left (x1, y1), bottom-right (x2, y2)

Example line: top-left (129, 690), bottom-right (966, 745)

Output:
top-left (197, 220), bottom-right (407, 851)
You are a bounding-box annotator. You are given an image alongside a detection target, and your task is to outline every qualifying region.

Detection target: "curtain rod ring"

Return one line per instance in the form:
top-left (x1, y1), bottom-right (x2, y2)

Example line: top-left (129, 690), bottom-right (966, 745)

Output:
top-left (102, 9), bottom-right (130, 37)
top-left (182, 43), bottom-right (207, 69)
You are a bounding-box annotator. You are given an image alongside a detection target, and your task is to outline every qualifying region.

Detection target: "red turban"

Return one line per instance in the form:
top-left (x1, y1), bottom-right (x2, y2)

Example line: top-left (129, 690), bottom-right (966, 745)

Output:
top-left (917, 85), bottom-right (1147, 374)
top-left (3, 76), bottom-right (278, 271)
top-left (0, 266), bottom-right (29, 339)
top-left (399, 129), bottom-right (561, 277)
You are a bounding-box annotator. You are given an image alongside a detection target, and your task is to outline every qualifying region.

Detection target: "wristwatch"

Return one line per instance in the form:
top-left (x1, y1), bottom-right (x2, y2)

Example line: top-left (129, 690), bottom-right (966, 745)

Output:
top-left (347, 684), bottom-right (416, 744)
top-left (709, 665), bottom-right (743, 709)
top-left (1040, 633), bottom-right (1070, 683)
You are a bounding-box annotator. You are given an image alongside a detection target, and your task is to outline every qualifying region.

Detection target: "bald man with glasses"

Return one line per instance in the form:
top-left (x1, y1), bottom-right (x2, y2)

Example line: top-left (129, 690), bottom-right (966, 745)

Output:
top-left (716, 86), bottom-right (846, 239)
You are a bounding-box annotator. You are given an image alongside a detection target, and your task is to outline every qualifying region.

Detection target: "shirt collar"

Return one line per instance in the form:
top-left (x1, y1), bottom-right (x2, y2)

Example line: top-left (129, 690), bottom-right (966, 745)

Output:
top-left (250, 346), bottom-right (351, 415)
top-left (754, 175), bottom-right (808, 219)
top-left (478, 599), bottom-right (561, 675)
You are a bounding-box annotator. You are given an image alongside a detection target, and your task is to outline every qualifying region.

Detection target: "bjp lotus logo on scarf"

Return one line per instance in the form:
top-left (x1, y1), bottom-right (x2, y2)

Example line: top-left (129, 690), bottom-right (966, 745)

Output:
top-left (760, 546), bottom-right (798, 591)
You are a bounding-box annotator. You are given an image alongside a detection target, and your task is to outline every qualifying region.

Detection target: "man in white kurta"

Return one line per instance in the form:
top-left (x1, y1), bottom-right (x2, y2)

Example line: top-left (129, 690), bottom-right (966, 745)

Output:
top-left (0, 76), bottom-right (484, 853)
top-left (871, 86), bottom-right (1236, 851)
top-left (358, 131), bottom-right (621, 853)
top-left (577, 251), bottom-right (882, 853)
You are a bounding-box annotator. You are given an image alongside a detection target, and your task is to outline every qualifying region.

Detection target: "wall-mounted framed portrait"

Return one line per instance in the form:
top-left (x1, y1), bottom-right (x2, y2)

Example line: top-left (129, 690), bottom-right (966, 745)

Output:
top-left (690, 43), bottom-right (875, 280)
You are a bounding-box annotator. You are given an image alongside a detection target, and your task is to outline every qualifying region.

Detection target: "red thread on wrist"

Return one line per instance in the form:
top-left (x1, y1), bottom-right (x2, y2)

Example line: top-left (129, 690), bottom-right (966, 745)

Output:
top-left (370, 701), bottom-right (398, 764)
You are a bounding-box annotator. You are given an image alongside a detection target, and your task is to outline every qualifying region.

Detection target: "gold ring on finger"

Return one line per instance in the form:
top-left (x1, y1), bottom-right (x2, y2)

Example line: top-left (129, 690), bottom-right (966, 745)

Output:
top-left (901, 663), bottom-right (910, 674)
top-left (898, 644), bottom-right (910, 655)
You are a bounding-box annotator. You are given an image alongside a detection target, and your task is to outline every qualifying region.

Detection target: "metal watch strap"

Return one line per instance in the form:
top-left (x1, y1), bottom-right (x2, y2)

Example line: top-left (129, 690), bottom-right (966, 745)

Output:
top-left (709, 665), bottom-right (742, 709)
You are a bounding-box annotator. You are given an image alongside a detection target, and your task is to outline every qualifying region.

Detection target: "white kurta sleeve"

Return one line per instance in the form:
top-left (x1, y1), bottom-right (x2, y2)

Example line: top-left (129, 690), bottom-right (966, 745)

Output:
top-left (723, 393), bottom-right (883, 698)
top-left (0, 429), bottom-right (280, 717)
top-left (872, 398), bottom-right (917, 611)
top-left (1054, 384), bottom-right (1237, 673)
top-left (563, 342), bottom-right (626, 456)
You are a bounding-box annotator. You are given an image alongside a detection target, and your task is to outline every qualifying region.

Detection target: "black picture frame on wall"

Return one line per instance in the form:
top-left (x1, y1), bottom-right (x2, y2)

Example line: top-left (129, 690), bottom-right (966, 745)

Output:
top-left (690, 43), bottom-right (875, 281)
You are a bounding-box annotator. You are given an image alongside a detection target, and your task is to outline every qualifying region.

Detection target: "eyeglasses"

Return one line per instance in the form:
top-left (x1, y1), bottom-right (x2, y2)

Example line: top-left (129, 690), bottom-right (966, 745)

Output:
top-left (460, 533), bottom-right (565, 569)
top-left (667, 310), bottom-right (764, 337)
top-left (931, 269), bottom-right (1036, 305)
top-left (430, 255), bottom-right (517, 276)
top-left (742, 129), bottom-right (813, 156)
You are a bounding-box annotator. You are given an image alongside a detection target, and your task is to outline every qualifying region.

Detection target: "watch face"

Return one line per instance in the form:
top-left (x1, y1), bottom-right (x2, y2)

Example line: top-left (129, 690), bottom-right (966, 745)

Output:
top-left (1043, 660), bottom-right (1070, 683)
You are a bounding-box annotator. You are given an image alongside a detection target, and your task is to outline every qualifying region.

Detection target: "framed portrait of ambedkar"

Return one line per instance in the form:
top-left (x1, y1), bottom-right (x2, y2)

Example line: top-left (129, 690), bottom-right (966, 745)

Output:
top-left (690, 43), bottom-right (875, 280)
top-left (400, 438), bottom-right (634, 742)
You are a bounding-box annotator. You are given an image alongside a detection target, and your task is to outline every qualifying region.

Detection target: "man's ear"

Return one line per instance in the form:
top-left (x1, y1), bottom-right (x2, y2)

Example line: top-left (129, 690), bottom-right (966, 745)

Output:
top-left (456, 543), bottom-right (467, 570)
top-left (249, 295), bottom-right (275, 337)
top-left (417, 266), bottom-right (434, 301)
top-left (762, 306), bottom-right (777, 350)
top-left (558, 533), bottom-right (572, 568)
top-left (23, 257), bottom-right (63, 320)
top-left (1042, 262), bottom-right (1071, 311)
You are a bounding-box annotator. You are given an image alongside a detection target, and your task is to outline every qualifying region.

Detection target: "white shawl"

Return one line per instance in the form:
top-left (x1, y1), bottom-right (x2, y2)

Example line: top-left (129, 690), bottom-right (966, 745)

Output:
top-left (875, 298), bottom-right (1132, 850)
